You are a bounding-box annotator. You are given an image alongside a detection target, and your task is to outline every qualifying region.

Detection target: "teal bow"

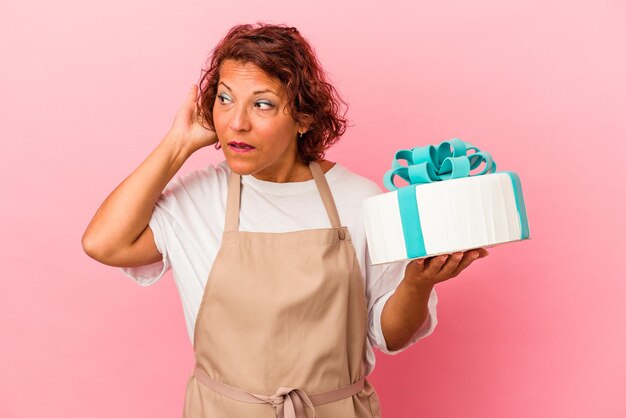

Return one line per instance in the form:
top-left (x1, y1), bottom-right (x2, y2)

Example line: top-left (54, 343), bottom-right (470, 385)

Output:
top-left (383, 138), bottom-right (497, 191)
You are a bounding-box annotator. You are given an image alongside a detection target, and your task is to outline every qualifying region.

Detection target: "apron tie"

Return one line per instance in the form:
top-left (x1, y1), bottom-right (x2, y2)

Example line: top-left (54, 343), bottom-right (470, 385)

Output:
top-left (253, 386), bottom-right (315, 418)
top-left (193, 366), bottom-right (365, 418)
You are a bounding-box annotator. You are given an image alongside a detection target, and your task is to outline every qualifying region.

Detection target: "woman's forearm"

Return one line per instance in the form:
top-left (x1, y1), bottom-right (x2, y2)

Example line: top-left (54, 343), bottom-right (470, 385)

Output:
top-left (81, 133), bottom-right (192, 260)
top-left (380, 278), bottom-right (433, 352)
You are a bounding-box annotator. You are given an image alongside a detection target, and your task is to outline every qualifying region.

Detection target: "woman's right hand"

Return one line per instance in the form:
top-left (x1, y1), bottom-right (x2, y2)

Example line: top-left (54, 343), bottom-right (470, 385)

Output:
top-left (83, 84), bottom-right (218, 267)
top-left (168, 84), bottom-right (218, 154)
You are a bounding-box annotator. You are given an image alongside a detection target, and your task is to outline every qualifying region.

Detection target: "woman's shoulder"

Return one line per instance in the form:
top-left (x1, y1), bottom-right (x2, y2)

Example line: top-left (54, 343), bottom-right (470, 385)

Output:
top-left (326, 161), bottom-right (384, 199)
top-left (181, 160), bottom-right (229, 184)
top-left (159, 160), bottom-right (230, 202)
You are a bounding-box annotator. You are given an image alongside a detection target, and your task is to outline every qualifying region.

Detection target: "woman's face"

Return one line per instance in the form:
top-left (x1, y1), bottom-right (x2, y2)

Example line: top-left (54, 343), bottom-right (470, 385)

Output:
top-left (213, 59), bottom-right (307, 182)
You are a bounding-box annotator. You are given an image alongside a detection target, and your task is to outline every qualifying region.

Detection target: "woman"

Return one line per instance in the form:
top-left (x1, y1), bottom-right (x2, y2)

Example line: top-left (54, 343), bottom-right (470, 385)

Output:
top-left (82, 22), bottom-right (488, 418)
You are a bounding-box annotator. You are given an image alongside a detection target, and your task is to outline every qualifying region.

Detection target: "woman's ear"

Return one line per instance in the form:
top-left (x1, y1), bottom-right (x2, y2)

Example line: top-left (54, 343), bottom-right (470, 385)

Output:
top-left (299, 114), bottom-right (314, 133)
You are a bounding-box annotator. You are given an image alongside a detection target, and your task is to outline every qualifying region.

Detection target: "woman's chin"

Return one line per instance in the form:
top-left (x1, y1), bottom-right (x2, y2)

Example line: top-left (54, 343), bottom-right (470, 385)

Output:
top-left (224, 158), bottom-right (259, 176)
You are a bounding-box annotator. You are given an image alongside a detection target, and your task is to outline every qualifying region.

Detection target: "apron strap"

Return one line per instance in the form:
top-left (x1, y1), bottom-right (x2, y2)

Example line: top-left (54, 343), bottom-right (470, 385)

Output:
top-left (309, 161), bottom-right (342, 229)
top-left (224, 168), bottom-right (242, 232)
top-left (193, 365), bottom-right (365, 418)
top-left (224, 161), bottom-right (342, 232)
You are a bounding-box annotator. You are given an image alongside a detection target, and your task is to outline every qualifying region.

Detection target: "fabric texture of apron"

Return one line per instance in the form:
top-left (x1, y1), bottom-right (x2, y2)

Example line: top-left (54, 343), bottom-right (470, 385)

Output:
top-left (182, 161), bottom-right (383, 418)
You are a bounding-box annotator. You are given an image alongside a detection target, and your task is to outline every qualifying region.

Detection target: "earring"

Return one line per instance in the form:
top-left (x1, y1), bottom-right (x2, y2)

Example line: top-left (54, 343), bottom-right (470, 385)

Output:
top-left (299, 131), bottom-right (304, 138)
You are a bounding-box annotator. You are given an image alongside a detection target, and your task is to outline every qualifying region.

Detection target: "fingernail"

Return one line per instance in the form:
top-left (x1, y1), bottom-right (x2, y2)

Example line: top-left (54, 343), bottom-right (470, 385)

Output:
top-left (440, 255), bottom-right (448, 261)
top-left (417, 259), bottom-right (424, 264)
top-left (472, 252), bottom-right (479, 258)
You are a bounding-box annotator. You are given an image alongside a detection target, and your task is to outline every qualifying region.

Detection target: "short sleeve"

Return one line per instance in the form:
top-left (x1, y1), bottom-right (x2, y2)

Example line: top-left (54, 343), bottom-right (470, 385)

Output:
top-left (117, 163), bottom-right (226, 287)
top-left (119, 200), bottom-right (172, 287)
top-left (367, 258), bottom-right (438, 355)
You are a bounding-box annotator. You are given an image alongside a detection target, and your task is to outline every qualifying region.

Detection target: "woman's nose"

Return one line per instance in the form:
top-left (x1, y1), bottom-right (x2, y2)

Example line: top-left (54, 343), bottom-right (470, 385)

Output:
top-left (229, 105), bottom-right (251, 132)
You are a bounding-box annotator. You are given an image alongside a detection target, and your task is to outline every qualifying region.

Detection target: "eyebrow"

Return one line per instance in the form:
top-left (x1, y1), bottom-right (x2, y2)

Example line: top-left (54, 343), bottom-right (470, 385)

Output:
top-left (218, 81), bottom-right (279, 96)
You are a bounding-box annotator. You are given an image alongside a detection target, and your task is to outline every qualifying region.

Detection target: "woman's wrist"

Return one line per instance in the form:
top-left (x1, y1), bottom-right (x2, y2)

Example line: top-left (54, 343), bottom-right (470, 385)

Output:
top-left (160, 131), bottom-right (196, 165)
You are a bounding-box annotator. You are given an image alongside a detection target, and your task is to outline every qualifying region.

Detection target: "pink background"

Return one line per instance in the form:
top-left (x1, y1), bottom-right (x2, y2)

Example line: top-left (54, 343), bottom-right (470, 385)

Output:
top-left (2, 1), bottom-right (625, 417)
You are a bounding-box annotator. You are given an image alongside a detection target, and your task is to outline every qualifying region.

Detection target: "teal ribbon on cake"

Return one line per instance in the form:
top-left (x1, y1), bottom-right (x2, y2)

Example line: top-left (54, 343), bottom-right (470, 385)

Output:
top-left (383, 138), bottom-right (496, 190)
top-left (382, 138), bottom-right (497, 258)
top-left (501, 171), bottom-right (530, 240)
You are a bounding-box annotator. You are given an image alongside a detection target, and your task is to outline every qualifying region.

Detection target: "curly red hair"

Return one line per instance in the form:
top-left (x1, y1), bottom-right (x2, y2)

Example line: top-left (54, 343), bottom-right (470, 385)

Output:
top-left (196, 22), bottom-right (349, 164)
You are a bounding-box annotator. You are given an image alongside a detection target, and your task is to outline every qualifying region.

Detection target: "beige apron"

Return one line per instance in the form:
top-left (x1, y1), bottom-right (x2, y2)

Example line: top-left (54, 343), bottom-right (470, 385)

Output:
top-left (182, 161), bottom-right (382, 418)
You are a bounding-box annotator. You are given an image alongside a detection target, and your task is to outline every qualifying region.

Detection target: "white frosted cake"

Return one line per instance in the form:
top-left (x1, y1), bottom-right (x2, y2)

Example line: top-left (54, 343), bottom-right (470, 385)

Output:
top-left (363, 139), bottom-right (530, 265)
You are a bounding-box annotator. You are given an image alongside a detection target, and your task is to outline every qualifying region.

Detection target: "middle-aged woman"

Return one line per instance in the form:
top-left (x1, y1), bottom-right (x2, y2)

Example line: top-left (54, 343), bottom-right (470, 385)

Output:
top-left (82, 22), bottom-right (488, 418)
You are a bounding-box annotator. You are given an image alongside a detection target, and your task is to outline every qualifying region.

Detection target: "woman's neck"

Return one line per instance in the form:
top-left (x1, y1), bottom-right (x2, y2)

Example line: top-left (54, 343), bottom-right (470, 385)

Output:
top-left (251, 158), bottom-right (334, 183)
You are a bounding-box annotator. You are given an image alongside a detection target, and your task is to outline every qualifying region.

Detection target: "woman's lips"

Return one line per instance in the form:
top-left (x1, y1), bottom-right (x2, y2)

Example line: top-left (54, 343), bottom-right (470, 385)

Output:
top-left (228, 141), bottom-right (255, 153)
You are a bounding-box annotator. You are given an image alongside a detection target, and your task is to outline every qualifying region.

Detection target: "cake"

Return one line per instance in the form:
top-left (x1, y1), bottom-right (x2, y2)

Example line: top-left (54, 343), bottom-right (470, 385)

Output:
top-left (363, 138), bottom-right (530, 265)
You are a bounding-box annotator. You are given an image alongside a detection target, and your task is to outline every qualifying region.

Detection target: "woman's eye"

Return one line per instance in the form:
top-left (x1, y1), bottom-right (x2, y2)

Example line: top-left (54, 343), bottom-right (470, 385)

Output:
top-left (216, 94), bottom-right (272, 110)
top-left (217, 94), bottom-right (231, 104)
top-left (255, 101), bottom-right (274, 110)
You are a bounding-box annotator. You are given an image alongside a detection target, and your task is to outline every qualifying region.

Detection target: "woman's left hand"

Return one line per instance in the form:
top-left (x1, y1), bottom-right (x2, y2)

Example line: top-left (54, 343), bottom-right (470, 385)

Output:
top-left (403, 248), bottom-right (490, 289)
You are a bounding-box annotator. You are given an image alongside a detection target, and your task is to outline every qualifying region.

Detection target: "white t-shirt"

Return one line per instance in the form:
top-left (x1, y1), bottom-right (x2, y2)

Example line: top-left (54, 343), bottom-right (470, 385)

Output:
top-left (121, 160), bottom-right (438, 376)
